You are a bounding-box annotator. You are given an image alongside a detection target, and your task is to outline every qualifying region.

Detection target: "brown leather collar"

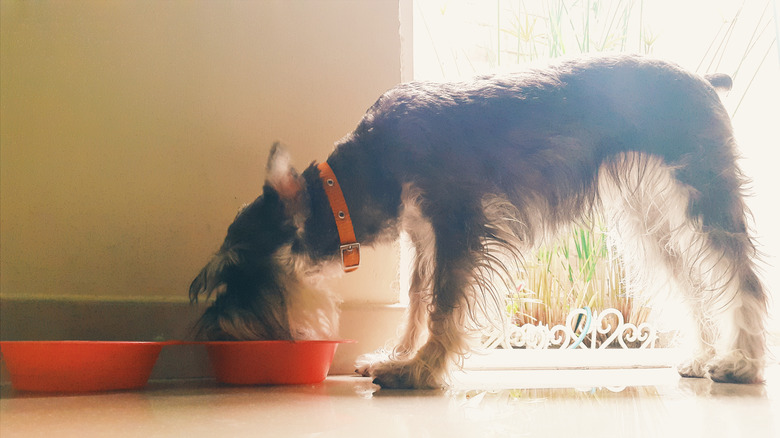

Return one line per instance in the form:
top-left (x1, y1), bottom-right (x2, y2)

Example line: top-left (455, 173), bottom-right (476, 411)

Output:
top-left (317, 162), bottom-right (360, 272)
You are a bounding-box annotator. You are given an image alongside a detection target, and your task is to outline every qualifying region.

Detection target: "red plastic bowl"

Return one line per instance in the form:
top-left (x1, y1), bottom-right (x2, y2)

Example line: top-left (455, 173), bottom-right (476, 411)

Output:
top-left (0, 341), bottom-right (175, 392)
top-left (202, 340), bottom-right (354, 385)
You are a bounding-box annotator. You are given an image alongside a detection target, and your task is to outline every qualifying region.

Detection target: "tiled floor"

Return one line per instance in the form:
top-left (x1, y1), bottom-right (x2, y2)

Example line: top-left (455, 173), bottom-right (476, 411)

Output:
top-left (1, 365), bottom-right (778, 438)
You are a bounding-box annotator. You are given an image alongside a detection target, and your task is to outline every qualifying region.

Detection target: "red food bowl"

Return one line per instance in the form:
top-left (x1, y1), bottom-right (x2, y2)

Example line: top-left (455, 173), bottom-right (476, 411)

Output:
top-left (202, 340), bottom-right (354, 385)
top-left (0, 341), bottom-right (175, 392)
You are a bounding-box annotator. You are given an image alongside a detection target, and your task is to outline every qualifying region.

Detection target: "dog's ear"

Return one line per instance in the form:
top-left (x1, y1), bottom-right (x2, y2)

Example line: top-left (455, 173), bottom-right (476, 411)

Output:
top-left (266, 142), bottom-right (303, 200)
top-left (265, 142), bottom-right (309, 228)
top-left (189, 250), bottom-right (235, 302)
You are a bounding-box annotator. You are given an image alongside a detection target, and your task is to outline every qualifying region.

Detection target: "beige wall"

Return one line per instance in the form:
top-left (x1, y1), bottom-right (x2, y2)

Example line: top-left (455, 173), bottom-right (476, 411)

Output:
top-left (1, 1), bottom-right (402, 304)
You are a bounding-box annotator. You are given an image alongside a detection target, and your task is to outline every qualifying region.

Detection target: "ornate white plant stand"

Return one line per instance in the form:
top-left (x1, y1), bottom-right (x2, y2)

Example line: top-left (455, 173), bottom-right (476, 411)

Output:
top-left (465, 307), bottom-right (682, 372)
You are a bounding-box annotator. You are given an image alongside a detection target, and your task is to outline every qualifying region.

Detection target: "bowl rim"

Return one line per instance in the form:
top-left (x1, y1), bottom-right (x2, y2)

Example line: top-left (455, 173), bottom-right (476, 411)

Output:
top-left (0, 340), bottom-right (182, 346)
top-left (187, 339), bottom-right (356, 346)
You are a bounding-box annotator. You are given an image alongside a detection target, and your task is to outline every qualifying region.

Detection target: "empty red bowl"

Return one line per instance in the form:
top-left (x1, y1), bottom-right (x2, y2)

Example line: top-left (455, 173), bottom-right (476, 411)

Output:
top-left (0, 341), bottom-right (176, 392)
top-left (202, 340), bottom-right (354, 385)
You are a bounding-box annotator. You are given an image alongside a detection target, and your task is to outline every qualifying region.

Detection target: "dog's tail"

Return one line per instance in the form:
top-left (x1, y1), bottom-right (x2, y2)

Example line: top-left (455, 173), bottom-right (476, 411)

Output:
top-left (704, 73), bottom-right (733, 92)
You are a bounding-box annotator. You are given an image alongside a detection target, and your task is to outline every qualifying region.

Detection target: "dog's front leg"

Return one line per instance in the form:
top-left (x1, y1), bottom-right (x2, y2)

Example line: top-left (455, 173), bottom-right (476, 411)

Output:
top-left (353, 281), bottom-right (430, 380)
top-left (353, 280), bottom-right (431, 380)
top-left (368, 207), bottom-right (479, 389)
top-left (369, 306), bottom-right (468, 389)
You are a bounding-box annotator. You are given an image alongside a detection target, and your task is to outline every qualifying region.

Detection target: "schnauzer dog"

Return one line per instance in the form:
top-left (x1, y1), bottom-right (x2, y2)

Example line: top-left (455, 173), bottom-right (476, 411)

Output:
top-left (190, 55), bottom-right (767, 389)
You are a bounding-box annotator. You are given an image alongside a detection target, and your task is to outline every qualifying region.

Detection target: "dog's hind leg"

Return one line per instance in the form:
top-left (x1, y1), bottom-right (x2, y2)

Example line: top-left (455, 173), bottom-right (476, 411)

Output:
top-left (684, 184), bottom-right (767, 382)
top-left (604, 150), bottom-right (767, 384)
top-left (602, 154), bottom-right (712, 377)
top-left (673, 135), bottom-right (767, 384)
top-left (695, 235), bottom-right (767, 384)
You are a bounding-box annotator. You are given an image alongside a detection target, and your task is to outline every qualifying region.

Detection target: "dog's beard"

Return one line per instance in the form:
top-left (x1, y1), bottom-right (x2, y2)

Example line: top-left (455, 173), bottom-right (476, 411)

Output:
top-left (191, 273), bottom-right (293, 341)
top-left (190, 245), bottom-right (341, 341)
top-left (274, 244), bottom-right (341, 340)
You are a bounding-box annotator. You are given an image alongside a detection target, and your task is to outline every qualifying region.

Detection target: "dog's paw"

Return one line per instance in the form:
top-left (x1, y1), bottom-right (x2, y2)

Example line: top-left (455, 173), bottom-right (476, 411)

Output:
top-left (677, 349), bottom-right (718, 379)
top-left (354, 350), bottom-right (391, 377)
top-left (706, 352), bottom-right (764, 384)
top-left (369, 359), bottom-right (443, 389)
top-left (677, 358), bottom-right (708, 379)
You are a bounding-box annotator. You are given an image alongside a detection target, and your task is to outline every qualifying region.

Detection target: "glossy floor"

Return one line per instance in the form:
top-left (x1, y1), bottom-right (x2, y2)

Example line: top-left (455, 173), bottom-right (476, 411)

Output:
top-left (1, 365), bottom-right (778, 438)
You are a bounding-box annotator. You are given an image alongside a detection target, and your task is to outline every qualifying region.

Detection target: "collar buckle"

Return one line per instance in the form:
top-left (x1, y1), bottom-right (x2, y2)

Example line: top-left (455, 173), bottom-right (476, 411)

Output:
top-left (340, 243), bottom-right (360, 272)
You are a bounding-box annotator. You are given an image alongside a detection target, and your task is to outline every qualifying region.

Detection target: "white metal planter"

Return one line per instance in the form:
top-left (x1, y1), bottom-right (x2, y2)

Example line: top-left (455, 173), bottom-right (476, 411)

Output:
top-left (468, 307), bottom-right (680, 372)
top-left (481, 307), bottom-right (658, 351)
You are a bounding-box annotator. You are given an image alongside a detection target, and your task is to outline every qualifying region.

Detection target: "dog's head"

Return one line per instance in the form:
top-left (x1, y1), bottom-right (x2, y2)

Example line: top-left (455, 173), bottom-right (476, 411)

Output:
top-left (189, 143), bottom-right (338, 341)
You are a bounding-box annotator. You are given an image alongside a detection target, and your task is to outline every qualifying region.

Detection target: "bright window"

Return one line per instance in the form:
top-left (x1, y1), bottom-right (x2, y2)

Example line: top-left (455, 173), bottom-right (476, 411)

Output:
top-left (404, 0), bottom-right (780, 335)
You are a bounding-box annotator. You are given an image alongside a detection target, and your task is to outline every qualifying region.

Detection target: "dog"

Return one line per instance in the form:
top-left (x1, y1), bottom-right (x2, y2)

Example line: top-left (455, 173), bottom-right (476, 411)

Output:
top-left (189, 54), bottom-right (767, 389)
